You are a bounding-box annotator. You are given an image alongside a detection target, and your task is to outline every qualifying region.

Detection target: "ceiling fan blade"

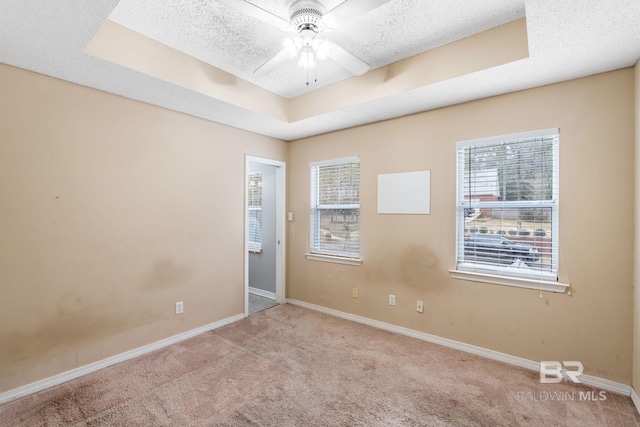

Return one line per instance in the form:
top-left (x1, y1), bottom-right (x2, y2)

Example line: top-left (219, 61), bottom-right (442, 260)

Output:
top-left (328, 43), bottom-right (370, 76)
top-left (254, 48), bottom-right (291, 75)
top-left (323, 0), bottom-right (392, 29)
top-left (216, 0), bottom-right (289, 28)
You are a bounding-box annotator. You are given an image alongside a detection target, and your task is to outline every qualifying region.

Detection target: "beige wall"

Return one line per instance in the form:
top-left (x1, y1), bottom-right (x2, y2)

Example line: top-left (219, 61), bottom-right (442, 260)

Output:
top-left (0, 62), bottom-right (635, 394)
top-left (0, 64), bottom-right (287, 393)
top-left (287, 69), bottom-right (635, 383)
top-left (634, 61), bottom-right (640, 392)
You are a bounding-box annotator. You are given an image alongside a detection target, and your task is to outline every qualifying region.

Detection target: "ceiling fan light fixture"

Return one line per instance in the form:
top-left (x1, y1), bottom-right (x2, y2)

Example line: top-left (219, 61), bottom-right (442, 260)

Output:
top-left (244, 0), bottom-right (381, 77)
top-left (298, 49), bottom-right (316, 69)
top-left (289, 0), bottom-right (326, 32)
top-left (283, 38), bottom-right (299, 57)
top-left (309, 38), bottom-right (322, 50)
top-left (283, 33), bottom-right (331, 69)
top-left (299, 27), bottom-right (317, 44)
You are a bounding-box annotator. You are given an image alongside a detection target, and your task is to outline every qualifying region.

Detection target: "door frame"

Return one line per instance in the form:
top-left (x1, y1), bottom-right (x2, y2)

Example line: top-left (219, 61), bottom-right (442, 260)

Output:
top-left (244, 155), bottom-right (286, 317)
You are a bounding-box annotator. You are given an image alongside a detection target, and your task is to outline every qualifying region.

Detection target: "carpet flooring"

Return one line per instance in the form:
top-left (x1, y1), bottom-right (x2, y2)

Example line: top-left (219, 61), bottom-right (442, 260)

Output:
top-left (1, 304), bottom-right (639, 426)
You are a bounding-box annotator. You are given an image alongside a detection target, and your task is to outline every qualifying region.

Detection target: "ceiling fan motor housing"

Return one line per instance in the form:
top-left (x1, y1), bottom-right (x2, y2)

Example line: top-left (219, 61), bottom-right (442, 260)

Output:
top-left (289, 0), bottom-right (326, 33)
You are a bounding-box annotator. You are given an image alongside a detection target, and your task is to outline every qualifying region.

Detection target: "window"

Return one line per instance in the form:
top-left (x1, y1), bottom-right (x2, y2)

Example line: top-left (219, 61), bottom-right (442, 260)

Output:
top-left (310, 157), bottom-right (360, 259)
top-left (248, 171), bottom-right (262, 252)
top-left (453, 129), bottom-right (563, 290)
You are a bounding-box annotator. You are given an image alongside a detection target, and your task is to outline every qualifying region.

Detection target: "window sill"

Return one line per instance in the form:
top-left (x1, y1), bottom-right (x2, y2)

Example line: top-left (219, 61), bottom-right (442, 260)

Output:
top-left (448, 269), bottom-right (569, 293)
top-left (305, 253), bottom-right (363, 266)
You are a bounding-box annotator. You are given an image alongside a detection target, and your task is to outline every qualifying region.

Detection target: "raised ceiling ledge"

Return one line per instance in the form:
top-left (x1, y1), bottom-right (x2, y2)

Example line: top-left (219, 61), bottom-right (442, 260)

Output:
top-left (84, 20), bottom-right (289, 122)
top-left (85, 18), bottom-right (528, 125)
top-left (289, 18), bottom-right (529, 122)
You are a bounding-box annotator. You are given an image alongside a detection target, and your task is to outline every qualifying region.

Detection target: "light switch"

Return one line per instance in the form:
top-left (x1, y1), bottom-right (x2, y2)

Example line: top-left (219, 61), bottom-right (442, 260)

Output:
top-left (287, 212), bottom-right (293, 221)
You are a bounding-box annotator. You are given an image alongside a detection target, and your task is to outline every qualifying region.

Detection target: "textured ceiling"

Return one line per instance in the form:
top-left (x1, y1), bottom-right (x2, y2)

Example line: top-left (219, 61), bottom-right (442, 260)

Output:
top-left (0, 1), bottom-right (639, 141)
top-left (109, 0), bottom-right (525, 98)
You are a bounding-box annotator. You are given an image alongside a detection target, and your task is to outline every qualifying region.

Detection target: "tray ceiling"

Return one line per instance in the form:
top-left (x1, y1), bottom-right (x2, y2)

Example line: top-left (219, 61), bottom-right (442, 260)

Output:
top-left (0, 0), bottom-right (639, 140)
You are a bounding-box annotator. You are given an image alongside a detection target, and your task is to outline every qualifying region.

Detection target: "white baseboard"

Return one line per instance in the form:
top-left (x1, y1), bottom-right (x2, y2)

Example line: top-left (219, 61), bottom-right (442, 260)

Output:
top-left (632, 388), bottom-right (640, 415)
top-left (0, 313), bottom-right (245, 405)
top-left (286, 299), bottom-right (632, 397)
top-left (249, 287), bottom-right (276, 300)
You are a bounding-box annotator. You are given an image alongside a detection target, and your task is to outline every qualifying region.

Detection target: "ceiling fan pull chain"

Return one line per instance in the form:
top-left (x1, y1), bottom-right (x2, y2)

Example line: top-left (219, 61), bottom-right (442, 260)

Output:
top-left (306, 43), bottom-right (310, 85)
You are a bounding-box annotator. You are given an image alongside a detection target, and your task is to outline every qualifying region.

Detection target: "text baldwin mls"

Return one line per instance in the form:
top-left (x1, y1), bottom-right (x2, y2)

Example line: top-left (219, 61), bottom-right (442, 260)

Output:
top-left (516, 390), bottom-right (607, 402)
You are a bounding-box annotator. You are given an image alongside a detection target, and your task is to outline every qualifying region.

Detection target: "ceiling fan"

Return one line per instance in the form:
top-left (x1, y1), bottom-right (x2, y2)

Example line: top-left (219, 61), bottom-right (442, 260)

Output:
top-left (216, 0), bottom-right (392, 77)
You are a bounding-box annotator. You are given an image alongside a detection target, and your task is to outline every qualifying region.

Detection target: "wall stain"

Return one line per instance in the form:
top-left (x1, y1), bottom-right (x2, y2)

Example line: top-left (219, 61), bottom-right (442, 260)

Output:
top-left (401, 246), bottom-right (439, 288)
top-left (140, 259), bottom-right (192, 290)
top-left (2, 260), bottom-right (194, 365)
top-left (0, 306), bottom-right (160, 367)
top-left (365, 245), bottom-right (445, 290)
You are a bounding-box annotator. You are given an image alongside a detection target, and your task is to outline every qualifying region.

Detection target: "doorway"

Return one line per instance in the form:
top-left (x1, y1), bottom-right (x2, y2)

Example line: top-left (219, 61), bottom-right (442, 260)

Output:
top-left (245, 156), bottom-right (286, 316)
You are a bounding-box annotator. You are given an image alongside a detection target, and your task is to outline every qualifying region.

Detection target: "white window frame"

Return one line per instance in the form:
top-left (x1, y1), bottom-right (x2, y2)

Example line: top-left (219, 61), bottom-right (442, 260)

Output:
top-left (449, 128), bottom-right (568, 293)
top-left (306, 156), bottom-right (362, 265)
top-left (247, 171), bottom-right (262, 253)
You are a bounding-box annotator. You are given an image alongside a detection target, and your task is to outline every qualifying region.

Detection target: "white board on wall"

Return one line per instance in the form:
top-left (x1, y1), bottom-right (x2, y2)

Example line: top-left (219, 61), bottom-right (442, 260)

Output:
top-left (377, 171), bottom-right (430, 214)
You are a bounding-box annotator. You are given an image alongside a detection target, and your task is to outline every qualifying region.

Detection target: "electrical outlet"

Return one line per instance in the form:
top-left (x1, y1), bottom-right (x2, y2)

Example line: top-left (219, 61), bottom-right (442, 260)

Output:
top-left (175, 301), bottom-right (184, 315)
top-left (416, 300), bottom-right (424, 313)
top-left (352, 288), bottom-right (358, 299)
top-left (389, 294), bottom-right (396, 306)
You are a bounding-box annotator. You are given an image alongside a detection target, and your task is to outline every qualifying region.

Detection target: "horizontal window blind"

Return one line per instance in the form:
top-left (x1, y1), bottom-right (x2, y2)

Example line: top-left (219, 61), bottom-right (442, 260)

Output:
top-left (248, 172), bottom-right (262, 250)
top-left (310, 157), bottom-right (360, 258)
top-left (456, 129), bottom-right (559, 281)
